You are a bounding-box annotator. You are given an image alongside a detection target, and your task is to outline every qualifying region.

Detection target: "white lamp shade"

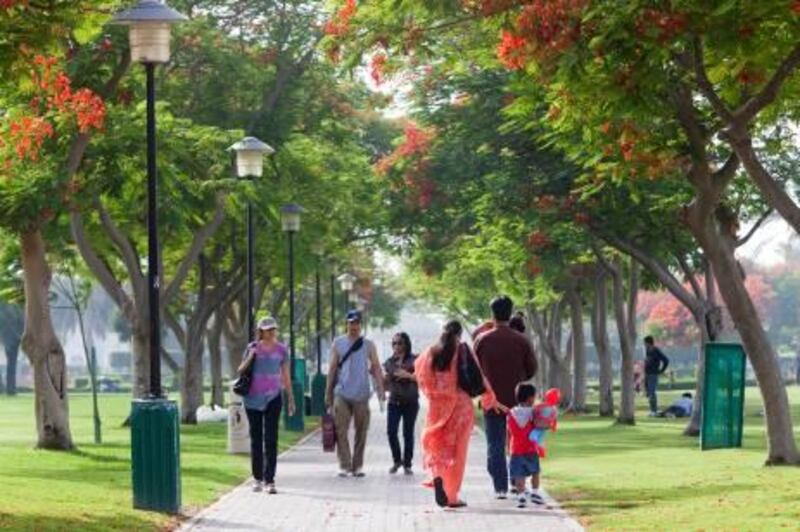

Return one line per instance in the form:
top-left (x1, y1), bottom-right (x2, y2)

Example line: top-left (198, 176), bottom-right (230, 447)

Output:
top-left (130, 22), bottom-right (172, 63)
top-left (338, 273), bottom-right (356, 291)
top-left (280, 204), bottom-right (303, 232)
top-left (235, 150), bottom-right (264, 177)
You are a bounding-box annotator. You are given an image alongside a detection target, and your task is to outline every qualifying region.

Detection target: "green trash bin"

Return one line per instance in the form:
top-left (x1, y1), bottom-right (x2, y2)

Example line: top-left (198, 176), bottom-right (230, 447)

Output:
top-left (294, 359), bottom-right (308, 391)
top-left (701, 343), bottom-right (746, 450)
top-left (310, 373), bottom-right (327, 416)
top-left (131, 399), bottom-right (181, 513)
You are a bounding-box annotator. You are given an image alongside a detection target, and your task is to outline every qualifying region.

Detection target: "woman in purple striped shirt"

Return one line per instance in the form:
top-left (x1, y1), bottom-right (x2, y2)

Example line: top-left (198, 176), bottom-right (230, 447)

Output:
top-left (238, 316), bottom-right (296, 494)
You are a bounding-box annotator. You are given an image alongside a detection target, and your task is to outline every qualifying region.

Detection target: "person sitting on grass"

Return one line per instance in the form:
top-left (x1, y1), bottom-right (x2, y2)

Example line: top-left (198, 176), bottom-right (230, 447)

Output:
top-left (656, 392), bottom-right (693, 418)
top-left (507, 383), bottom-right (545, 508)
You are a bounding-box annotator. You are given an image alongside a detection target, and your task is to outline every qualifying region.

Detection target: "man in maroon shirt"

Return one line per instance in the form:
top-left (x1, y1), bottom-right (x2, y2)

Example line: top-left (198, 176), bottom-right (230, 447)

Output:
top-left (474, 296), bottom-right (538, 499)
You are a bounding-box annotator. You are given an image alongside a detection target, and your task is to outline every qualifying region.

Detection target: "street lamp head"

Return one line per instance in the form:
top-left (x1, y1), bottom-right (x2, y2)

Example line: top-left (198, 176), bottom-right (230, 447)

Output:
top-left (229, 136), bottom-right (274, 178)
top-left (280, 203), bottom-right (304, 232)
top-left (337, 272), bottom-right (356, 292)
top-left (111, 1), bottom-right (187, 64)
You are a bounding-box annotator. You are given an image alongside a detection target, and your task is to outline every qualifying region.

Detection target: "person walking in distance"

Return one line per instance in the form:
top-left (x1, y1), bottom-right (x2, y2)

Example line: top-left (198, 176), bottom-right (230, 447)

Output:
top-left (644, 336), bottom-right (670, 416)
top-left (383, 332), bottom-right (419, 475)
top-left (474, 296), bottom-right (537, 499)
top-left (238, 317), bottom-right (296, 494)
top-left (325, 310), bottom-right (385, 477)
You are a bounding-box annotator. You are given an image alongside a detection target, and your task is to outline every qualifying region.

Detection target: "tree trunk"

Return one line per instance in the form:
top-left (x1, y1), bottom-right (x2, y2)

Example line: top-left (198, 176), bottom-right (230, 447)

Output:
top-left (5, 339), bottom-right (19, 395)
top-left (684, 264), bottom-right (721, 437)
top-left (223, 301), bottom-right (248, 378)
top-left (131, 328), bottom-right (150, 398)
top-left (19, 230), bottom-right (73, 450)
top-left (209, 313), bottom-right (224, 407)
top-left (592, 273), bottom-right (614, 417)
top-left (181, 328), bottom-right (205, 424)
top-left (612, 257), bottom-right (636, 425)
top-left (690, 213), bottom-right (800, 464)
top-left (568, 289), bottom-right (587, 413)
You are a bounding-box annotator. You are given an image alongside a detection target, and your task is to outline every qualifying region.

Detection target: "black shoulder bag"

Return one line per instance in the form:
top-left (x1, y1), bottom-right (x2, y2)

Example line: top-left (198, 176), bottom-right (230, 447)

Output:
top-left (233, 343), bottom-right (257, 396)
top-left (457, 343), bottom-right (486, 398)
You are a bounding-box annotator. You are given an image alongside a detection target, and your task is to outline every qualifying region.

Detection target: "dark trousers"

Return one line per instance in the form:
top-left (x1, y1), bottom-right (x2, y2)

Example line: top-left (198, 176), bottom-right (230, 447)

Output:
top-left (386, 401), bottom-right (419, 467)
top-left (246, 395), bottom-right (282, 483)
top-left (484, 411), bottom-right (508, 493)
top-left (645, 374), bottom-right (659, 413)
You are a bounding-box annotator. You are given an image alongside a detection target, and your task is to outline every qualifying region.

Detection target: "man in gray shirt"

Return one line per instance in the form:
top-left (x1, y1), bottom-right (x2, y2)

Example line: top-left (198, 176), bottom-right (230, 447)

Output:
top-left (325, 310), bottom-right (384, 477)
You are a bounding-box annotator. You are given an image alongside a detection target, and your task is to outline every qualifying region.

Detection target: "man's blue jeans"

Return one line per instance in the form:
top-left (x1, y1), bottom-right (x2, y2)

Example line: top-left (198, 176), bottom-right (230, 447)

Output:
top-left (645, 373), bottom-right (659, 413)
top-left (484, 411), bottom-right (508, 493)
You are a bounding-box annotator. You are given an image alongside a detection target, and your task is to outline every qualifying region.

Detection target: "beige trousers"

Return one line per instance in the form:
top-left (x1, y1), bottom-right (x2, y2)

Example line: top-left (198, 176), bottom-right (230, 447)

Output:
top-left (333, 395), bottom-right (371, 472)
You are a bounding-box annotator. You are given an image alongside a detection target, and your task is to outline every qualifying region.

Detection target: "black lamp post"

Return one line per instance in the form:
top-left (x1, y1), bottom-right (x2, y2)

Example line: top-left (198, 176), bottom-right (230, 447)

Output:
top-left (111, 0), bottom-right (186, 514)
top-left (337, 273), bottom-right (356, 315)
top-left (281, 203), bottom-right (304, 431)
top-left (229, 137), bottom-right (274, 340)
top-left (309, 246), bottom-right (326, 415)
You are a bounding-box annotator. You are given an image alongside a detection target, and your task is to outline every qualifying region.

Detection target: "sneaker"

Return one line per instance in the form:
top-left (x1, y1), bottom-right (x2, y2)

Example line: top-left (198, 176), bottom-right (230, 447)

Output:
top-left (265, 483), bottom-right (277, 494)
top-left (338, 469), bottom-right (350, 478)
top-left (517, 495), bottom-right (527, 508)
top-left (529, 492), bottom-right (545, 505)
top-left (352, 469), bottom-right (366, 478)
top-left (495, 491), bottom-right (508, 500)
top-left (252, 480), bottom-right (263, 492)
top-left (403, 466), bottom-right (413, 475)
top-left (648, 411), bottom-right (657, 417)
top-left (389, 464), bottom-right (401, 474)
top-left (510, 487), bottom-right (519, 495)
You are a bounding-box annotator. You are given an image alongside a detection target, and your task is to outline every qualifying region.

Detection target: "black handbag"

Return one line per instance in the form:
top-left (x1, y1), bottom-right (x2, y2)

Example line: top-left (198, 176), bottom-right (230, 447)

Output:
top-left (457, 343), bottom-right (486, 398)
top-left (233, 345), bottom-right (256, 396)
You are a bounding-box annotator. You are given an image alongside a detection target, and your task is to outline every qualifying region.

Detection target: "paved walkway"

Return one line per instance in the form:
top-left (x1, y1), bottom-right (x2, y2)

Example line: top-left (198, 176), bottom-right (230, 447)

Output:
top-left (182, 399), bottom-right (583, 532)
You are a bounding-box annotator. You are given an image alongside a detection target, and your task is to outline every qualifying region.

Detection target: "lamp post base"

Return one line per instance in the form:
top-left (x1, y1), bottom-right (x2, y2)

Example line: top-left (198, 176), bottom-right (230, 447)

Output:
top-left (310, 373), bottom-right (326, 416)
top-left (284, 379), bottom-right (305, 432)
top-left (130, 398), bottom-right (181, 513)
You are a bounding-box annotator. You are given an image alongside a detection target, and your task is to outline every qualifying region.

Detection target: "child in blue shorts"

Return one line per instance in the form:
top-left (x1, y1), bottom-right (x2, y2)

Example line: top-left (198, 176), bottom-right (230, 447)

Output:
top-left (507, 383), bottom-right (544, 508)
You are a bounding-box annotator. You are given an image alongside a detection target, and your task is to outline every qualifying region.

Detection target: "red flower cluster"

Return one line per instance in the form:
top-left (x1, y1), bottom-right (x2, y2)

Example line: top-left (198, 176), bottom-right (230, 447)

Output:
top-left (497, 31), bottom-right (527, 70)
top-left (793, 0), bottom-right (800, 15)
top-left (516, 0), bottom-right (585, 56)
top-left (2, 55), bottom-right (106, 167)
top-left (324, 0), bottom-right (357, 37)
top-left (7, 117), bottom-right (54, 160)
top-left (493, 0), bottom-right (585, 69)
top-left (29, 55), bottom-right (106, 133)
top-left (370, 53), bottom-right (387, 85)
top-left (526, 229), bottom-right (551, 249)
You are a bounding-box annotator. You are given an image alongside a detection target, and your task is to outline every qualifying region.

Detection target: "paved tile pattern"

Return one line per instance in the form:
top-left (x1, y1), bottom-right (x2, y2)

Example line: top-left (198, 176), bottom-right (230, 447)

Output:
top-left (182, 399), bottom-right (583, 532)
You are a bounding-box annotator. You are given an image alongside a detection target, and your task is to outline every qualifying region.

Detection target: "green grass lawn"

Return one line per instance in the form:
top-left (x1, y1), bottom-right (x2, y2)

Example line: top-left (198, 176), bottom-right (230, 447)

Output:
top-left (0, 393), bottom-right (318, 531)
top-left (546, 386), bottom-right (800, 531)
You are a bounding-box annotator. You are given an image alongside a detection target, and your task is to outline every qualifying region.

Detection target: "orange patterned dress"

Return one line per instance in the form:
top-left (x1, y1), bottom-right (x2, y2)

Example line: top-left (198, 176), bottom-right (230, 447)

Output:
top-left (415, 344), bottom-right (498, 503)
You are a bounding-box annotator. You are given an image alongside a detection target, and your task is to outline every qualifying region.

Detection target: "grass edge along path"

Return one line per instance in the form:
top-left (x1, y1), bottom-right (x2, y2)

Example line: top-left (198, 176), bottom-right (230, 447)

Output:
top-left (0, 393), bottom-right (319, 532)
top-left (544, 387), bottom-right (800, 531)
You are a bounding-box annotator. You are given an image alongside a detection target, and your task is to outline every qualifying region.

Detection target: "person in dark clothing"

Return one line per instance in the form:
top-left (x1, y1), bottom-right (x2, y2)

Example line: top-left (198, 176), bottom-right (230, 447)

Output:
top-left (509, 311), bottom-right (526, 333)
top-left (383, 332), bottom-right (419, 475)
top-left (643, 336), bottom-right (670, 416)
top-left (474, 296), bottom-right (538, 499)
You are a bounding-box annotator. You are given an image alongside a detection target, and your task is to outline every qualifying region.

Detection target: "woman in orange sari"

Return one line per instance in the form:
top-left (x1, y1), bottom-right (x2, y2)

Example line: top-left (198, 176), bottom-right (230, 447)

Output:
top-left (415, 320), bottom-right (505, 508)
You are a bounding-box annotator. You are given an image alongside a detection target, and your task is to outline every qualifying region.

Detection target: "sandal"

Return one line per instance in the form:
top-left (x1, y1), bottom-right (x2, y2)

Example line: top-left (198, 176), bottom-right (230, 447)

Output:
top-left (433, 477), bottom-right (449, 507)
